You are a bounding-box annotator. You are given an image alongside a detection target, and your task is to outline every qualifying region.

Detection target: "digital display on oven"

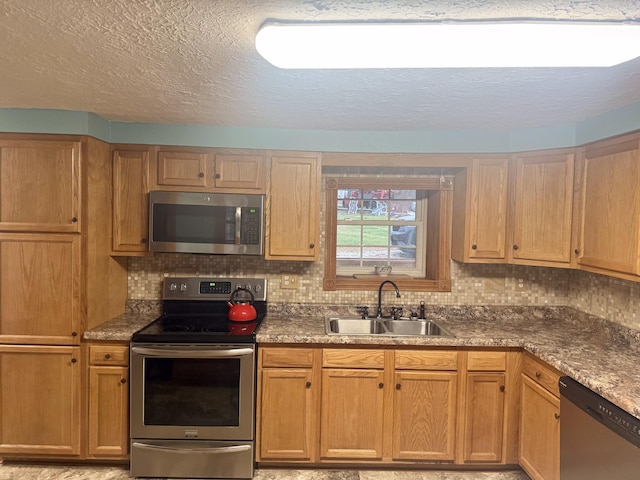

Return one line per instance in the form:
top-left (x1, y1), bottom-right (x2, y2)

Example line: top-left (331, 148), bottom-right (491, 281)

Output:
top-left (199, 281), bottom-right (232, 294)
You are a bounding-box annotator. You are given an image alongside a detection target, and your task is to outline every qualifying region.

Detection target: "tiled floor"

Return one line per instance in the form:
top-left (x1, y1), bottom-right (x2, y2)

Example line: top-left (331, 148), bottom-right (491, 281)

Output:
top-left (0, 464), bottom-right (530, 480)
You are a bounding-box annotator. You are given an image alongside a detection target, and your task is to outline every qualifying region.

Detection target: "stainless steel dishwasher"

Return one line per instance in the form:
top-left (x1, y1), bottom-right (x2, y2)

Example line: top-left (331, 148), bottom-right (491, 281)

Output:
top-left (560, 376), bottom-right (640, 479)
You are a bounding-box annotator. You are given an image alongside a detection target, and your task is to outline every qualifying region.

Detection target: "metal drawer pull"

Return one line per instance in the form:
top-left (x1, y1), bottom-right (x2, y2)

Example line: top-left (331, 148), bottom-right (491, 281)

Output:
top-left (132, 442), bottom-right (251, 454)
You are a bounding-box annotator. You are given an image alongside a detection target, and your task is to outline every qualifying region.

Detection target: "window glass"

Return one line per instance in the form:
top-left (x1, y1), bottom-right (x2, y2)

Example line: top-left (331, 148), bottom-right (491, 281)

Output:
top-left (336, 188), bottom-right (422, 275)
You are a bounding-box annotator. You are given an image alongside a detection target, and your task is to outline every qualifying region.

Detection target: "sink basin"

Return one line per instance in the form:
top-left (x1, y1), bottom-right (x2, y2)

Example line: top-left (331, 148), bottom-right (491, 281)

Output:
top-left (383, 319), bottom-right (452, 336)
top-left (327, 318), bottom-right (386, 335)
top-left (325, 317), bottom-right (453, 337)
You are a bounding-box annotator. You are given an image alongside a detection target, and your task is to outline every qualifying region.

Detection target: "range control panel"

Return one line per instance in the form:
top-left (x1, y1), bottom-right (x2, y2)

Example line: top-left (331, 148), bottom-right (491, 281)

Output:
top-left (163, 277), bottom-right (267, 301)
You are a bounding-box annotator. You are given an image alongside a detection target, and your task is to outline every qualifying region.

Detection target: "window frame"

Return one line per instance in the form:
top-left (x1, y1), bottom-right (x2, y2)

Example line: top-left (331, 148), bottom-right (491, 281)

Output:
top-left (323, 176), bottom-right (453, 292)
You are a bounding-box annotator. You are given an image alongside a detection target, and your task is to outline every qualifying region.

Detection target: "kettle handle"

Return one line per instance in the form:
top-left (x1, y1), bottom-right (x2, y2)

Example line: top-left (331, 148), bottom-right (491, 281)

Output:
top-left (229, 287), bottom-right (255, 305)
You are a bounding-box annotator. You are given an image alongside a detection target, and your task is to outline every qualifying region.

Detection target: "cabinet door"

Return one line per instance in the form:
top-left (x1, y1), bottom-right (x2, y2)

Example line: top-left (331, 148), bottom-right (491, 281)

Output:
top-left (0, 233), bottom-right (81, 344)
top-left (512, 152), bottom-right (574, 264)
top-left (112, 149), bottom-right (150, 254)
top-left (258, 368), bottom-right (316, 461)
top-left (156, 150), bottom-right (209, 188)
top-left (461, 372), bottom-right (505, 463)
top-left (0, 139), bottom-right (81, 232)
top-left (266, 152), bottom-right (321, 261)
top-left (214, 153), bottom-right (266, 192)
top-left (520, 374), bottom-right (560, 480)
top-left (463, 158), bottom-right (509, 260)
top-left (320, 368), bottom-right (384, 460)
top-left (579, 138), bottom-right (640, 275)
top-left (88, 366), bottom-right (129, 458)
top-left (392, 371), bottom-right (457, 461)
top-left (0, 345), bottom-right (81, 456)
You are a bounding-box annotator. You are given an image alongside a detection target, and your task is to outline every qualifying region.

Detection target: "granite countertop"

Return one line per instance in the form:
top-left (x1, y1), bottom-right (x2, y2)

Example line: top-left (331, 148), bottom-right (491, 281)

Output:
top-left (85, 302), bottom-right (640, 421)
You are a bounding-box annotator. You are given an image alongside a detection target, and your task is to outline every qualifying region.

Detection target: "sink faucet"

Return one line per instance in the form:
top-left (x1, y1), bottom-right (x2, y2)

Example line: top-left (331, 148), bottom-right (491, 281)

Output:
top-left (376, 280), bottom-right (401, 318)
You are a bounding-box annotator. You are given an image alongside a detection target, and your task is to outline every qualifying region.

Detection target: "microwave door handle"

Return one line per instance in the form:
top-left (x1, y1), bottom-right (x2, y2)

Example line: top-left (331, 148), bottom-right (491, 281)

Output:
top-left (235, 206), bottom-right (242, 245)
top-left (131, 346), bottom-right (254, 358)
top-left (132, 442), bottom-right (252, 454)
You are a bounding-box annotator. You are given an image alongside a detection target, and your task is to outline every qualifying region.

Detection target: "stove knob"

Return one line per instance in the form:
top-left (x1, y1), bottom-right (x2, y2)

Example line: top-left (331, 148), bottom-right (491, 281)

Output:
top-left (254, 284), bottom-right (262, 293)
top-left (169, 283), bottom-right (177, 292)
top-left (180, 283), bottom-right (188, 292)
top-left (245, 284), bottom-right (252, 291)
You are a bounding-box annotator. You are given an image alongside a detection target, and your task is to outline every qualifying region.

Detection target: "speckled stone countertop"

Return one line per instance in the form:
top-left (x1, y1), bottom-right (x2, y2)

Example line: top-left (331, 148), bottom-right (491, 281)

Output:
top-left (85, 302), bottom-right (640, 421)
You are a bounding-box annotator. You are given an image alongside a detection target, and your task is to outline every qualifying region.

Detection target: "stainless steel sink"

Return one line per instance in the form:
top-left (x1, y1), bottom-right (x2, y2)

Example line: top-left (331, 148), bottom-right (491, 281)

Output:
top-left (325, 317), bottom-right (453, 337)
top-left (327, 318), bottom-right (386, 335)
top-left (383, 319), bottom-right (451, 336)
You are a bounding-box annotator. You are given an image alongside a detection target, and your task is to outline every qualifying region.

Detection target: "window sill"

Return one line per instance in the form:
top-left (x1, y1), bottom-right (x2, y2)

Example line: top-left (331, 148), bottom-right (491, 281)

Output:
top-left (323, 276), bottom-right (451, 292)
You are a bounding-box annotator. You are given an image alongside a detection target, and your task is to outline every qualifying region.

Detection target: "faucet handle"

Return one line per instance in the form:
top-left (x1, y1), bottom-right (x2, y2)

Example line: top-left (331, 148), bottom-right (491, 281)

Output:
top-left (357, 306), bottom-right (370, 319)
top-left (390, 307), bottom-right (403, 320)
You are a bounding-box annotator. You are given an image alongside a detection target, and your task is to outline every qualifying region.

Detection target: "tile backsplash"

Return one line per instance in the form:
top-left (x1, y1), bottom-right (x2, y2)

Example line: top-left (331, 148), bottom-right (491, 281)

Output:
top-left (127, 254), bottom-right (640, 331)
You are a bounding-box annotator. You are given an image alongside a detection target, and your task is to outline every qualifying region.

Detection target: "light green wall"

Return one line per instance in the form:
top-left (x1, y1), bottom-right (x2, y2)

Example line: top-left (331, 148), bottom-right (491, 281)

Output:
top-left (2, 103), bottom-right (640, 153)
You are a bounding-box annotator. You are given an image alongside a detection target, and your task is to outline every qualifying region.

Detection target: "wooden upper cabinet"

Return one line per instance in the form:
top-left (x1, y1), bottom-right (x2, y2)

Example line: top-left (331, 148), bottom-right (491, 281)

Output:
top-left (452, 157), bottom-right (509, 262)
top-left (112, 148), bottom-right (151, 255)
top-left (0, 233), bottom-right (81, 345)
top-left (0, 139), bottom-right (81, 233)
top-left (214, 153), bottom-right (265, 191)
top-left (157, 150), bottom-right (209, 188)
top-left (578, 134), bottom-right (640, 276)
top-left (266, 151), bottom-right (321, 261)
top-left (153, 148), bottom-right (266, 193)
top-left (512, 150), bottom-right (575, 265)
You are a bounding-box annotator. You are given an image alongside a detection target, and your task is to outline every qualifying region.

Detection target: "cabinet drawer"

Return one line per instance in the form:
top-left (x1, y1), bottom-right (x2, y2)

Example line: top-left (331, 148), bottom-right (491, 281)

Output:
top-left (323, 348), bottom-right (384, 369)
top-left (467, 351), bottom-right (507, 371)
top-left (394, 350), bottom-right (458, 371)
top-left (89, 345), bottom-right (129, 366)
top-left (261, 347), bottom-right (315, 368)
top-left (523, 354), bottom-right (561, 397)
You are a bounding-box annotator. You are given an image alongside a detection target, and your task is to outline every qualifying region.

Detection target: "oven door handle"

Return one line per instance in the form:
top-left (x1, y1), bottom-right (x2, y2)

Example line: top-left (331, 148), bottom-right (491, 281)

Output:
top-left (132, 441), bottom-right (252, 454)
top-left (130, 346), bottom-right (254, 358)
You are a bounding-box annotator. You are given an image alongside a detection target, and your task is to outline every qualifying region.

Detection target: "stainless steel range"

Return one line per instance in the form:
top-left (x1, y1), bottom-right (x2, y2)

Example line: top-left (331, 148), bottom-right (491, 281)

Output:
top-left (130, 277), bottom-right (267, 479)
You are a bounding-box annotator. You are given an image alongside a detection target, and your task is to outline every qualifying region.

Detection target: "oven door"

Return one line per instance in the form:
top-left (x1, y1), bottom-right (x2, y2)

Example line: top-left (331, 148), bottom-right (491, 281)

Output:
top-left (130, 344), bottom-right (255, 441)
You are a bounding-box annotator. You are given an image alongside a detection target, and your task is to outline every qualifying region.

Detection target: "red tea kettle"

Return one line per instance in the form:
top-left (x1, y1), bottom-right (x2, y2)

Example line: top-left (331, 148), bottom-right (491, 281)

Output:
top-left (227, 287), bottom-right (257, 322)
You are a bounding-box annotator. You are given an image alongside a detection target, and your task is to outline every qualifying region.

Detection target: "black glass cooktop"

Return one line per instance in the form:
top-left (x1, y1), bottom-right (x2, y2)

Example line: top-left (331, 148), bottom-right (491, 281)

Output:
top-left (132, 300), bottom-right (267, 344)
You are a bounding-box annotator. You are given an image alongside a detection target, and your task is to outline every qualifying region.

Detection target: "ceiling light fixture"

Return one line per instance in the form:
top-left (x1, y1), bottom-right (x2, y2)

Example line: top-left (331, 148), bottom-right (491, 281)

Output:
top-left (255, 21), bottom-right (640, 69)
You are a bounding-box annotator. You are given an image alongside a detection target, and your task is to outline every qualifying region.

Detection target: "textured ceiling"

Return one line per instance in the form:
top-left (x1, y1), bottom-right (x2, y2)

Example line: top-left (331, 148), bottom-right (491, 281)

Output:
top-left (1, 0), bottom-right (640, 131)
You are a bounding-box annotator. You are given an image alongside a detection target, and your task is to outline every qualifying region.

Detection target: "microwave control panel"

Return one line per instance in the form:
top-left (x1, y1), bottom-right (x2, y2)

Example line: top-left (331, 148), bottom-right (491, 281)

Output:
top-left (240, 207), bottom-right (261, 245)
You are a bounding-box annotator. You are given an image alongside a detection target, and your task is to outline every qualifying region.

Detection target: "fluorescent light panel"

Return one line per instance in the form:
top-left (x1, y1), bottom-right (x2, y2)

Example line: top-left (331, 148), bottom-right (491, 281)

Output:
top-left (255, 21), bottom-right (640, 68)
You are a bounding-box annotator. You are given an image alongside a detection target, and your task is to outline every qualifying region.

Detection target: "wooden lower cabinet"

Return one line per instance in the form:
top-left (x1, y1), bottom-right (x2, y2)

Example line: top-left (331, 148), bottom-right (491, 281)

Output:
top-left (258, 346), bottom-right (521, 468)
top-left (320, 367), bottom-right (385, 460)
top-left (87, 343), bottom-right (129, 459)
top-left (392, 370), bottom-right (457, 461)
top-left (0, 345), bottom-right (81, 456)
top-left (259, 368), bottom-right (316, 461)
top-left (257, 347), bottom-right (320, 462)
top-left (519, 355), bottom-right (561, 480)
top-left (461, 372), bottom-right (505, 463)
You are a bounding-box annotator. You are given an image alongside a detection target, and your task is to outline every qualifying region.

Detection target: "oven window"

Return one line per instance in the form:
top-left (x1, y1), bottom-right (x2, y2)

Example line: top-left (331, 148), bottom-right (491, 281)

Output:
top-left (144, 357), bottom-right (240, 426)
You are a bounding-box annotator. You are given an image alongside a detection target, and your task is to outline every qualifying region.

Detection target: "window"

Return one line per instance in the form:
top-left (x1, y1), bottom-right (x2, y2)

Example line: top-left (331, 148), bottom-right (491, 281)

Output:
top-left (324, 176), bottom-right (452, 292)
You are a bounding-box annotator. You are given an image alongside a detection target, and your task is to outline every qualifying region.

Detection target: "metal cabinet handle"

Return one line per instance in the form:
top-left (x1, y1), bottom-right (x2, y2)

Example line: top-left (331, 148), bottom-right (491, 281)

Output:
top-left (104, 354), bottom-right (111, 360)
top-left (309, 243), bottom-right (315, 249)
top-left (513, 244), bottom-right (519, 250)
top-left (120, 378), bottom-right (127, 384)
top-left (71, 217), bottom-right (78, 223)
top-left (471, 244), bottom-right (477, 250)
top-left (554, 413), bottom-right (560, 420)
top-left (305, 381), bottom-right (311, 388)
top-left (378, 382), bottom-right (384, 389)
top-left (396, 383), bottom-right (401, 390)
top-left (535, 371), bottom-right (541, 378)
top-left (198, 172), bottom-right (204, 178)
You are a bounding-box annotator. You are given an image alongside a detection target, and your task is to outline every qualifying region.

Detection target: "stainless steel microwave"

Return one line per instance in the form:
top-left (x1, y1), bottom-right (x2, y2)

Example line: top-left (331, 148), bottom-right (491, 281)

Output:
top-left (148, 191), bottom-right (264, 255)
